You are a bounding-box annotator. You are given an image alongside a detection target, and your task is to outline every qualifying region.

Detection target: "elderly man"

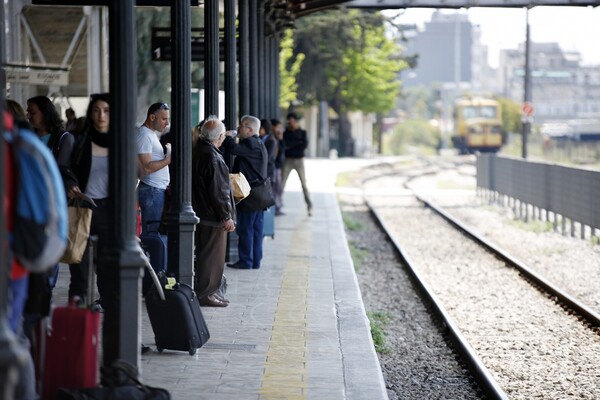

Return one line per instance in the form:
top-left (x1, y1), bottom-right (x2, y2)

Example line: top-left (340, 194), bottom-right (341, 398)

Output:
top-left (223, 115), bottom-right (268, 270)
top-left (192, 116), bottom-right (236, 307)
top-left (136, 102), bottom-right (171, 235)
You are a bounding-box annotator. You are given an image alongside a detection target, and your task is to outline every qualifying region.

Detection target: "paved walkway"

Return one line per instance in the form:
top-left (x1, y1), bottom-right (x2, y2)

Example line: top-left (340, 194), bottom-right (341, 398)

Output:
top-left (55, 158), bottom-right (388, 399)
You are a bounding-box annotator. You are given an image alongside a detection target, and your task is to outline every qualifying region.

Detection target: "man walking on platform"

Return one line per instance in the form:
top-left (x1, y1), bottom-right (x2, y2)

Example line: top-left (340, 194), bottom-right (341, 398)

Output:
top-left (137, 102), bottom-right (171, 235)
top-left (223, 115), bottom-right (268, 270)
top-left (281, 112), bottom-right (312, 216)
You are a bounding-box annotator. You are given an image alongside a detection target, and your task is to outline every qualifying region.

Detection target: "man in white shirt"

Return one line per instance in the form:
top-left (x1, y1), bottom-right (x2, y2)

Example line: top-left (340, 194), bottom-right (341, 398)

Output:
top-left (136, 102), bottom-right (171, 235)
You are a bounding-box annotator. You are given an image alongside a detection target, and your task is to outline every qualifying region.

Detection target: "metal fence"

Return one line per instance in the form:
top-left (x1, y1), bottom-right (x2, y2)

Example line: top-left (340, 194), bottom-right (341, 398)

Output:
top-left (476, 154), bottom-right (600, 238)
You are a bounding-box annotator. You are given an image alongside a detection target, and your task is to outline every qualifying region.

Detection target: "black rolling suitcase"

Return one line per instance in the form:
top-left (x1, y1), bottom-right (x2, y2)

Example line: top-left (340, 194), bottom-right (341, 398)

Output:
top-left (145, 279), bottom-right (210, 355)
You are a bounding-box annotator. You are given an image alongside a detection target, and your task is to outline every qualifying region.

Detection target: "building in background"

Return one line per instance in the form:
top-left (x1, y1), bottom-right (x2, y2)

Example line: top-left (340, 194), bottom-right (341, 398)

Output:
top-left (500, 43), bottom-right (600, 124)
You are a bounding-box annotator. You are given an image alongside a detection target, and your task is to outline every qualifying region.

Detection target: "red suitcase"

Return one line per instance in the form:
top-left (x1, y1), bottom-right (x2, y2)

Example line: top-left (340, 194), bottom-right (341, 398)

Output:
top-left (42, 237), bottom-right (101, 400)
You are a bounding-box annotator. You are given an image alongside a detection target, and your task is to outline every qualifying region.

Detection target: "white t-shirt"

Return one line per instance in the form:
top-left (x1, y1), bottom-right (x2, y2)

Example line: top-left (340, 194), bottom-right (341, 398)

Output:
top-left (136, 125), bottom-right (170, 189)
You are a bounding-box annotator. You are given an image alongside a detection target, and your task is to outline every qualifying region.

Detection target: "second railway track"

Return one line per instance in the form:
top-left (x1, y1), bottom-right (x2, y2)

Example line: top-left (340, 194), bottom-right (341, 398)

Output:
top-left (356, 158), bottom-right (600, 400)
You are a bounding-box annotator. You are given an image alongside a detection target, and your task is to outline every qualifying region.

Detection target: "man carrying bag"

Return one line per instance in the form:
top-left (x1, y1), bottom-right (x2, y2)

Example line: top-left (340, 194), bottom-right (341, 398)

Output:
top-left (222, 115), bottom-right (270, 270)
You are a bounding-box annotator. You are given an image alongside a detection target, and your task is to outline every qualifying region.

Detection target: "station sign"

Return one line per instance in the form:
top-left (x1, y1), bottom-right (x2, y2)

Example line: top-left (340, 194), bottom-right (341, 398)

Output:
top-left (151, 28), bottom-right (237, 62)
top-left (5, 68), bottom-right (69, 86)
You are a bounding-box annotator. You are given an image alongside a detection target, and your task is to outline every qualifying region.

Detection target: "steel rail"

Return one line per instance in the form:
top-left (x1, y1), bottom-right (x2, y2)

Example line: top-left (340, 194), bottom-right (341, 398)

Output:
top-left (365, 197), bottom-right (509, 400)
top-left (414, 193), bottom-right (600, 328)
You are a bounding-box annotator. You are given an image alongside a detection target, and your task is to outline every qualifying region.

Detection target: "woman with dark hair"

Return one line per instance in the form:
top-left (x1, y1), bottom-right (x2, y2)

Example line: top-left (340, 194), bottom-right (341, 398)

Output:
top-left (67, 93), bottom-right (121, 365)
top-left (66, 93), bottom-right (110, 303)
top-left (26, 96), bottom-right (64, 146)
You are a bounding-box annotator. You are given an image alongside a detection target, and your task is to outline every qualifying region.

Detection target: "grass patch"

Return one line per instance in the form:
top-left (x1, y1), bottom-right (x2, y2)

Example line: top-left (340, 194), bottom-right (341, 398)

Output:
top-left (508, 218), bottom-right (553, 233)
top-left (348, 241), bottom-right (368, 272)
top-left (367, 311), bottom-right (392, 354)
top-left (591, 235), bottom-right (600, 246)
top-left (343, 215), bottom-right (364, 231)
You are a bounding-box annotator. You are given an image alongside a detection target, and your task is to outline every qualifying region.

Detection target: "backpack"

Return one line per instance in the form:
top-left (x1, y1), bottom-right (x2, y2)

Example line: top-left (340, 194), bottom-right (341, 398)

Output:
top-left (5, 123), bottom-right (68, 272)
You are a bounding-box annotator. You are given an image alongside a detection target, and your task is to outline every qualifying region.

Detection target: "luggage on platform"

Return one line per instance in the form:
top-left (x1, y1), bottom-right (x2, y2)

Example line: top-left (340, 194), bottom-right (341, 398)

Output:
top-left (140, 222), bottom-right (168, 295)
top-left (263, 206), bottom-right (275, 238)
top-left (145, 277), bottom-right (210, 356)
top-left (42, 236), bottom-right (101, 400)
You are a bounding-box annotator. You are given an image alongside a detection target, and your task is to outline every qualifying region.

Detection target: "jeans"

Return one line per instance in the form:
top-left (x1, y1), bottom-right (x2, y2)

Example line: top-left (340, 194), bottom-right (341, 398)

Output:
top-left (138, 183), bottom-right (166, 235)
top-left (236, 209), bottom-right (264, 269)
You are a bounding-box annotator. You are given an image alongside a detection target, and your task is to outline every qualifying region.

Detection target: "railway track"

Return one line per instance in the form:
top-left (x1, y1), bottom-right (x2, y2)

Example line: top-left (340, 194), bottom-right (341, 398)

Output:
top-left (353, 157), bottom-right (600, 399)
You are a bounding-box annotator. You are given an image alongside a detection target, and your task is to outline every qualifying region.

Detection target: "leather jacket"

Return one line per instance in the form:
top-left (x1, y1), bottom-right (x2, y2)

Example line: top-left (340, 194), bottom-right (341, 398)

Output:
top-left (192, 139), bottom-right (235, 226)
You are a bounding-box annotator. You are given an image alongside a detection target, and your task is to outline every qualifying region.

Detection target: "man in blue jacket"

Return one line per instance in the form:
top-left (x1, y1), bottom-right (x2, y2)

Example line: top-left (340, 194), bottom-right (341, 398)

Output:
top-left (223, 115), bottom-right (268, 270)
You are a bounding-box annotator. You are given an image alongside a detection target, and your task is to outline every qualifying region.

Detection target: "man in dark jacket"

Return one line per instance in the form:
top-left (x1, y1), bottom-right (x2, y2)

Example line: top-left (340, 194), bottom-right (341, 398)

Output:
top-left (282, 112), bottom-right (312, 216)
top-left (222, 115), bottom-right (268, 270)
top-left (192, 116), bottom-right (236, 306)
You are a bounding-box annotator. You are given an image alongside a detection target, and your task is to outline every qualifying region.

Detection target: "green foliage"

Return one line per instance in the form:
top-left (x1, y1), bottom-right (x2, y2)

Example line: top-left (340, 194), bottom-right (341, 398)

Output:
top-left (280, 30), bottom-right (305, 109)
top-left (508, 218), bottom-right (553, 233)
top-left (348, 241), bottom-right (368, 272)
top-left (398, 86), bottom-right (436, 120)
top-left (343, 215), bottom-right (364, 231)
top-left (342, 23), bottom-right (403, 114)
top-left (496, 96), bottom-right (522, 136)
top-left (291, 10), bottom-right (406, 115)
top-left (367, 311), bottom-right (391, 354)
top-left (384, 118), bottom-right (440, 155)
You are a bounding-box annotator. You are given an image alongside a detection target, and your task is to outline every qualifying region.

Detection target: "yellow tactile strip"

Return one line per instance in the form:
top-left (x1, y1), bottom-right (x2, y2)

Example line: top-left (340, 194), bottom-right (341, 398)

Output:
top-left (260, 222), bottom-right (311, 399)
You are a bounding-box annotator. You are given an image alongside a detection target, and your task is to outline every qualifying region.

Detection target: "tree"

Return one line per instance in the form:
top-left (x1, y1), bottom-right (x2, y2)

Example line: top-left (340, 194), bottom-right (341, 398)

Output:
top-left (290, 9), bottom-right (408, 156)
top-left (496, 96), bottom-right (522, 142)
top-left (279, 30), bottom-right (305, 110)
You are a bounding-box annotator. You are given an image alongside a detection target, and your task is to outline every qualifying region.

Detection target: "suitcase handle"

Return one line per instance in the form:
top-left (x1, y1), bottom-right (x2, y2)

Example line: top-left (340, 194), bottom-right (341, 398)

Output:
top-left (142, 253), bottom-right (166, 301)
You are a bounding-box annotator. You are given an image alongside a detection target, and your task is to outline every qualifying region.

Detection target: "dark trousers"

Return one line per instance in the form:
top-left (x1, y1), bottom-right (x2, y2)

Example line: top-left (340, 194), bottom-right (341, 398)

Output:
top-left (194, 224), bottom-right (227, 299)
top-left (236, 209), bottom-right (264, 269)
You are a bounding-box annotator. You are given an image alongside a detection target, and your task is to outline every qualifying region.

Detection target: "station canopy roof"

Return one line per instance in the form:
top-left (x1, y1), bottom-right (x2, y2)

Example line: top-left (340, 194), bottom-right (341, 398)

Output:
top-left (290, 0), bottom-right (600, 17)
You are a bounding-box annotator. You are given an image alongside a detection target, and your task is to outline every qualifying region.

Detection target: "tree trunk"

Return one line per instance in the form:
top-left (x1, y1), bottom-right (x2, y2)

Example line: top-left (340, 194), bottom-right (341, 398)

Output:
top-left (338, 112), bottom-right (353, 157)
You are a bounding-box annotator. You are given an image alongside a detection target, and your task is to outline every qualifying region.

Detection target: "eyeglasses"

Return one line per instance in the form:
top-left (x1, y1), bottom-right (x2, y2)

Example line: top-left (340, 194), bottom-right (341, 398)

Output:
top-left (148, 102), bottom-right (170, 115)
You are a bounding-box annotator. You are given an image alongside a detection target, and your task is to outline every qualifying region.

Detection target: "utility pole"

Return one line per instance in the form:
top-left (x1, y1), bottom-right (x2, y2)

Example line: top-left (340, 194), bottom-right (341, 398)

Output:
top-left (522, 8), bottom-right (532, 159)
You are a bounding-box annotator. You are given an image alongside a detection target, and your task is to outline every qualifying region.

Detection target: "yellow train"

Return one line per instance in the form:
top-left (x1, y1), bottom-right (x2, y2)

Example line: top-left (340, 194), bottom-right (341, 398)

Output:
top-left (452, 97), bottom-right (502, 154)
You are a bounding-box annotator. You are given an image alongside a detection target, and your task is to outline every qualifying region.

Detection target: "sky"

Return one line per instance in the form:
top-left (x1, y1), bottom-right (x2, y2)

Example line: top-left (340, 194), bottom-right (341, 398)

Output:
top-left (385, 6), bottom-right (600, 68)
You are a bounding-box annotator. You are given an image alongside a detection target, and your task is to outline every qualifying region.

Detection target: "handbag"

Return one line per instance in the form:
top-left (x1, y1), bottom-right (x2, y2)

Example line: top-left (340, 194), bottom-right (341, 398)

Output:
top-left (229, 172), bottom-right (251, 204)
top-left (60, 198), bottom-right (94, 264)
top-left (241, 177), bottom-right (276, 211)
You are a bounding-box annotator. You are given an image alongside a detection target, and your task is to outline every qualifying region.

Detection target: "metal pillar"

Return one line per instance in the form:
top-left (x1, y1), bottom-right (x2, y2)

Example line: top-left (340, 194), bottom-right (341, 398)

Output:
top-left (522, 8), bottom-right (531, 159)
top-left (224, 0), bottom-right (238, 130)
top-left (248, 0), bottom-right (259, 116)
top-left (239, 0), bottom-right (250, 116)
top-left (257, 0), bottom-right (265, 117)
top-left (107, 0), bottom-right (144, 368)
top-left (165, 1), bottom-right (198, 288)
top-left (204, 0), bottom-right (219, 117)
top-left (225, 0), bottom-right (240, 262)
top-left (270, 36), bottom-right (280, 118)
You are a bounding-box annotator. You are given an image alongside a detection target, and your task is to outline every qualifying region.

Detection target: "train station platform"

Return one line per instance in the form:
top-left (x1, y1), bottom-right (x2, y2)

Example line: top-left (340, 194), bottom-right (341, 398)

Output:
top-left (53, 158), bottom-right (388, 400)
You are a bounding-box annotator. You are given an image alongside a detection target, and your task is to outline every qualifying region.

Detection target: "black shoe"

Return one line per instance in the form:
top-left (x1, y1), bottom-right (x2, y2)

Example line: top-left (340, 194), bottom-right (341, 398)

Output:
top-left (141, 345), bottom-right (151, 354)
top-left (200, 294), bottom-right (229, 307)
top-left (227, 261), bottom-right (251, 270)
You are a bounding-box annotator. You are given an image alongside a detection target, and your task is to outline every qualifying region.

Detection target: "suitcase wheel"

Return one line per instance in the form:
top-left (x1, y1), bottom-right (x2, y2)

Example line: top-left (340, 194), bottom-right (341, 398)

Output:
top-left (189, 348), bottom-right (197, 356)
top-left (157, 347), bottom-right (164, 353)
